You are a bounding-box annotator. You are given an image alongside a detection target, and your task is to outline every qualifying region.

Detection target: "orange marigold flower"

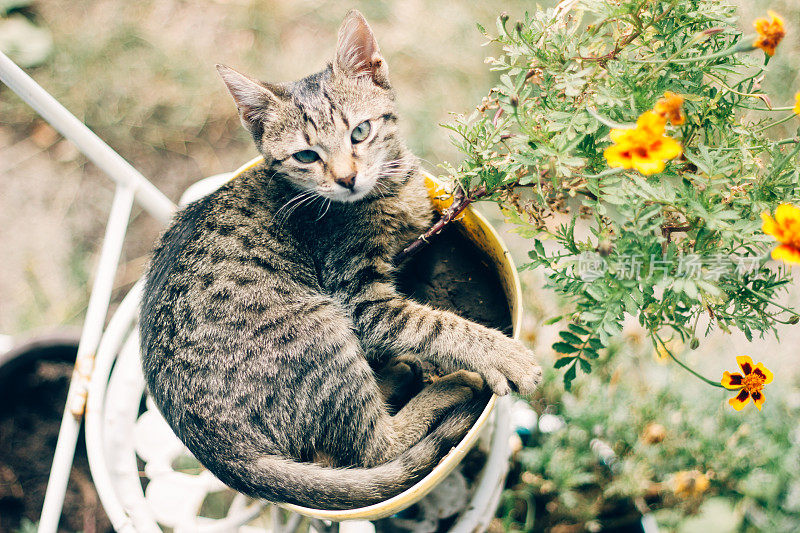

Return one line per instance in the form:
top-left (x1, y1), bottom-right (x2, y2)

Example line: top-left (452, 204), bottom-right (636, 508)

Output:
top-left (794, 91), bottom-right (800, 115)
top-left (653, 92), bottom-right (685, 125)
top-left (761, 203), bottom-right (800, 265)
top-left (721, 356), bottom-right (773, 411)
top-left (604, 111), bottom-right (682, 175)
top-left (753, 11), bottom-right (785, 56)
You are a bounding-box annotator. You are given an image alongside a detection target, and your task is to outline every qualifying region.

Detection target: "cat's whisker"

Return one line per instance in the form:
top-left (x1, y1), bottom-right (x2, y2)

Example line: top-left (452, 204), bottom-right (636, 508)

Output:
top-left (310, 194), bottom-right (327, 218)
top-left (379, 157), bottom-right (413, 176)
top-left (315, 199), bottom-right (332, 221)
top-left (273, 191), bottom-right (316, 225)
top-left (416, 156), bottom-right (437, 170)
top-left (274, 191), bottom-right (312, 219)
top-left (278, 192), bottom-right (320, 225)
top-left (373, 178), bottom-right (390, 194)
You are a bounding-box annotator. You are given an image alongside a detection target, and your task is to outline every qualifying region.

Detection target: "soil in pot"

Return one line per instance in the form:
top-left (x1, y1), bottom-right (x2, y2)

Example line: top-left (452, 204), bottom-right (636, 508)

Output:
top-left (0, 343), bottom-right (112, 533)
top-left (397, 224), bottom-right (512, 335)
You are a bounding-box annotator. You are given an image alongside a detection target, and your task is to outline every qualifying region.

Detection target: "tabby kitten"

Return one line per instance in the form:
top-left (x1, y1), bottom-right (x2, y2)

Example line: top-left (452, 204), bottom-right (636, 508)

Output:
top-left (140, 10), bottom-right (541, 510)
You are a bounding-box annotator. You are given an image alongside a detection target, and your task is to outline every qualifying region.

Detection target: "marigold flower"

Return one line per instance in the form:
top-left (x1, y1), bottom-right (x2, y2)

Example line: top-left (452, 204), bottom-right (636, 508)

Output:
top-left (604, 111), bottom-right (682, 175)
top-left (653, 92), bottom-right (685, 125)
top-left (671, 470), bottom-right (710, 499)
top-left (794, 91), bottom-right (800, 115)
top-left (753, 11), bottom-right (785, 56)
top-left (761, 203), bottom-right (800, 265)
top-left (721, 356), bottom-right (773, 411)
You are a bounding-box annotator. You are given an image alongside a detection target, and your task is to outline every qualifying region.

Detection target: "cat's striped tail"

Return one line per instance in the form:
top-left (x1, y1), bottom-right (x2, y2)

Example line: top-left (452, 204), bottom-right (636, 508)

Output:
top-left (215, 398), bottom-right (486, 510)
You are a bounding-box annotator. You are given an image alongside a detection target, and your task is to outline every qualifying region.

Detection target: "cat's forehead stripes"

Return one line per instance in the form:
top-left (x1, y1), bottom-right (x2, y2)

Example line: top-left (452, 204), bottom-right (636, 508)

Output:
top-left (322, 85), bottom-right (350, 129)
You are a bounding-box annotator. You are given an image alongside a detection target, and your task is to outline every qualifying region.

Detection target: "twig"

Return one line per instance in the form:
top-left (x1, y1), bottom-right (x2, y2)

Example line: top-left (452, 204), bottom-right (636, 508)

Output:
top-left (743, 285), bottom-right (800, 318)
top-left (661, 222), bottom-right (693, 252)
top-left (396, 184), bottom-right (488, 264)
top-left (576, 4), bottom-right (674, 65)
top-left (662, 223), bottom-right (692, 238)
top-left (396, 167), bottom-right (553, 264)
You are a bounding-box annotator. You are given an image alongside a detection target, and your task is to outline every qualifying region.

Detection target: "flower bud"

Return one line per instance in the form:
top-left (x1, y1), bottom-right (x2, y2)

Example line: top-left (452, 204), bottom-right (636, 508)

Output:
top-left (641, 422), bottom-right (667, 444)
top-left (597, 239), bottom-right (613, 257)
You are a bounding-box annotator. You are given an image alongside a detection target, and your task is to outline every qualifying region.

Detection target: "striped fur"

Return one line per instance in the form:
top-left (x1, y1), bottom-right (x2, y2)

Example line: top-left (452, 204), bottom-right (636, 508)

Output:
top-left (139, 10), bottom-right (540, 510)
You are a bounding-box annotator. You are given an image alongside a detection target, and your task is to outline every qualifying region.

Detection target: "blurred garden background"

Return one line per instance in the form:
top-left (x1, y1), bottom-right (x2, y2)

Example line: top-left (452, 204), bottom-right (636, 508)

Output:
top-left (1, 0), bottom-right (800, 531)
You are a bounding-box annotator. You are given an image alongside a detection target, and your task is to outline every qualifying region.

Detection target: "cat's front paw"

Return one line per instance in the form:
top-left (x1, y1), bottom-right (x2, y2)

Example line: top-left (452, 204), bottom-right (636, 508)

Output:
top-left (479, 342), bottom-right (541, 396)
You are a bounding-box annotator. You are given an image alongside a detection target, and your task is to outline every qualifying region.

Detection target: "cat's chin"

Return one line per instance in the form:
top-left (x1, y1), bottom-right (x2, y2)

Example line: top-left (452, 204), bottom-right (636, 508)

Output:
top-left (321, 180), bottom-right (379, 203)
top-left (325, 188), bottom-right (372, 203)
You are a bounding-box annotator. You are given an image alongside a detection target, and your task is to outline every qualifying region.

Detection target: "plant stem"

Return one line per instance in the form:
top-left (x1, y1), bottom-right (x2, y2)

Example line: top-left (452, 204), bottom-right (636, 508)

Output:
top-left (576, 3), bottom-right (674, 64)
top-left (743, 286), bottom-right (800, 317)
top-left (587, 108), bottom-right (631, 129)
top-left (752, 113), bottom-right (797, 134)
top-left (765, 133), bottom-right (800, 179)
top-left (640, 32), bottom-right (714, 83)
top-left (712, 137), bottom-right (798, 150)
top-left (636, 38), bottom-right (755, 65)
top-left (395, 185), bottom-right (487, 264)
top-left (736, 106), bottom-right (795, 112)
top-left (397, 166), bottom-right (550, 263)
top-left (651, 332), bottom-right (724, 388)
top-left (704, 72), bottom-right (770, 103)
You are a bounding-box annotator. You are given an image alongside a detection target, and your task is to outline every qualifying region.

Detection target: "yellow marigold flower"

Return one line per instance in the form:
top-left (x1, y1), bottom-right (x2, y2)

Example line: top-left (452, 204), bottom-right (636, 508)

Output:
top-left (604, 111), bottom-right (682, 175)
top-left (761, 203), bottom-right (800, 265)
top-left (794, 91), bottom-right (800, 115)
top-left (721, 356), bottom-right (773, 411)
top-left (653, 92), bottom-right (685, 125)
top-left (671, 470), bottom-right (710, 499)
top-left (753, 11), bottom-right (785, 56)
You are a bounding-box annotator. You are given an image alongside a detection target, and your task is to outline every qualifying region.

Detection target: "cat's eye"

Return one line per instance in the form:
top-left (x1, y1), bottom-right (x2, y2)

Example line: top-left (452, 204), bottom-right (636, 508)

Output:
top-left (351, 121), bottom-right (371, 144)
top-left (292, 150), bottom-right (320, 164)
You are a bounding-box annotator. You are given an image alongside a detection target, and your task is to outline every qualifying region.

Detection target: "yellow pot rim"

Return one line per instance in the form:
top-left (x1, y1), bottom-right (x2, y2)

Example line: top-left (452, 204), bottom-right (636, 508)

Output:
top-left (227, 156), bottom-right (523, 521)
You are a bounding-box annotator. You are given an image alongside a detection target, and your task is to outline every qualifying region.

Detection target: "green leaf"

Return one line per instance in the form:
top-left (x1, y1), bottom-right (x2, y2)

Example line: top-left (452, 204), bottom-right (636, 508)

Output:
top-left (544, 315), bottom-right (563, 326)
top-left (583, 347), bottom-right (599, 359)
top-left (588, 338), bottom-right (604, 350)
top-left (563, 363), bottom-right (578, 390)
top-left (554, 356), bottom-right (575, 369)
top-left (552, 342), bottom-right (580, 354)
top-left (568, 323), bottom-right (590, 336)
top-left (559, 331), bottom-right (583, 344)
top-left (534, 239), bottom-right (545, 258)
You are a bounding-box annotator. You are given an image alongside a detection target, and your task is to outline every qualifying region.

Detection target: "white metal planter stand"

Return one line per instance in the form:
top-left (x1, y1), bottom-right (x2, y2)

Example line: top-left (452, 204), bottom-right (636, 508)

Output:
top-left (0, 50), bottom-right (514, 533)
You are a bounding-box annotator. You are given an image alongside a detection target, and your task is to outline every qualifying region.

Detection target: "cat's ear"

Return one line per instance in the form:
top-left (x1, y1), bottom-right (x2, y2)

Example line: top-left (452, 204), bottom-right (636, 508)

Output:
top-left (216, 64), bottom-right (280, 133)
top-left (334, 10), bottom-right (389, 88)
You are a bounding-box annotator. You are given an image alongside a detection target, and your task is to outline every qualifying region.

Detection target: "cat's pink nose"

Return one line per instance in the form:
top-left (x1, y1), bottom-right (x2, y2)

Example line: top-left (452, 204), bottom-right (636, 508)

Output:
top-left (335, 172), bottom-right (357, 190)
